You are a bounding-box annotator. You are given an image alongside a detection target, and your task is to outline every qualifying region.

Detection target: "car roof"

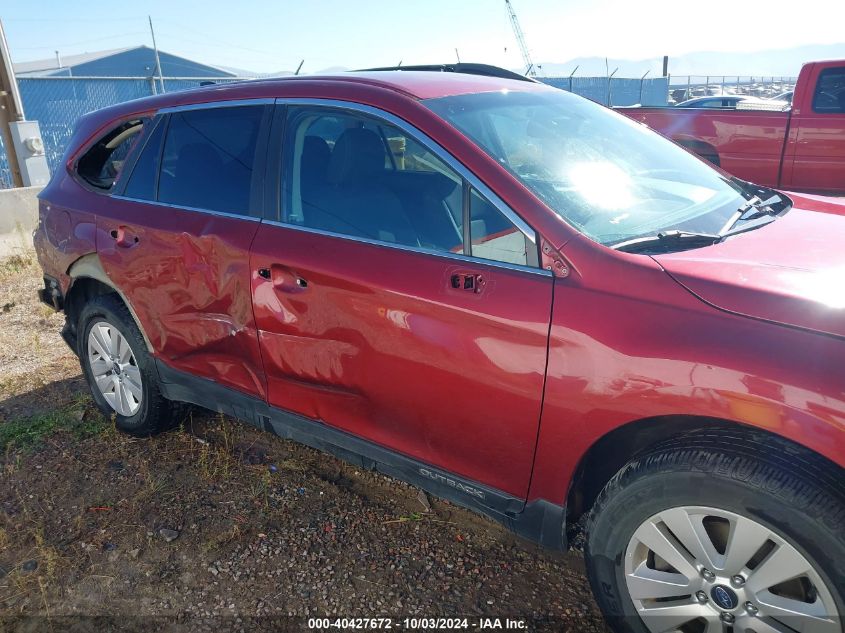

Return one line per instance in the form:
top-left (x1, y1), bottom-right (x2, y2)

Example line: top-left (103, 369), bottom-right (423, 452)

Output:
top-left (689, 95), bottom-right (742, 101)
top-left (678, 95), bottom-right (754, 104)
top-left (235, 70), bottom-right (548, 100)
top-left (143, 71), bottom-right (549, 111)
top-left (78, 70), bottom-right (553, 135)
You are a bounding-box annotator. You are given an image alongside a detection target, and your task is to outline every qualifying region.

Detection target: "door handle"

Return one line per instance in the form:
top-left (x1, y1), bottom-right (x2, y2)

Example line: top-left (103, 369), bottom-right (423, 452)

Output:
top-left (258, 264), bottom-right (308, 293)
top-left (450, 272), bottom-right (485, 293)
top-left (109, 226), bottom-right (139, 248)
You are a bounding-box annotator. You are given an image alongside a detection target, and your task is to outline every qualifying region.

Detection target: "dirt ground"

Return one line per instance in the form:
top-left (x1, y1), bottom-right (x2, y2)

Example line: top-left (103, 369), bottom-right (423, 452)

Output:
top-left (0, 246), bottom-right (610, 632)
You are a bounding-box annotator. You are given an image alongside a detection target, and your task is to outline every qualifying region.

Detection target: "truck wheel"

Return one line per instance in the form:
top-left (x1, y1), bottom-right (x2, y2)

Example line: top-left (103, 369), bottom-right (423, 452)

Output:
top-left (677, 141), bottom-right (720, 167)
top-left (78, 294), bottom-right (181, 436)
top-left (585, 431), bottom-right (845, 633)
top-left (699, 152), bottom-right (720, 168)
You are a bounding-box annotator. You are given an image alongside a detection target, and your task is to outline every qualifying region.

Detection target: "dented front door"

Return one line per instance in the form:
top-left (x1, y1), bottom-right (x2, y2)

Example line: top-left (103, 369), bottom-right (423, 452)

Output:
top-left (249, 225), bottom-right (552, 498)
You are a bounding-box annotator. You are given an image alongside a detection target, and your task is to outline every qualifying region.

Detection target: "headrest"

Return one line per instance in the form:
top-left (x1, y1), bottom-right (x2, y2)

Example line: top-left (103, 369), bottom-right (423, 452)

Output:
top-left (327, 128), bottom-right (386, 185)
top-left (301, 136), bottom-right (331, 183)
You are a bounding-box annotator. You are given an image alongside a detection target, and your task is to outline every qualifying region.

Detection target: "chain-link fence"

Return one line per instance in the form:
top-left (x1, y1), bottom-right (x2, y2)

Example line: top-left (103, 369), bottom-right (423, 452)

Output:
top-left (667, 75), bottom-right (797, 104)
top-left (540, 76), bottom-right (670, 107)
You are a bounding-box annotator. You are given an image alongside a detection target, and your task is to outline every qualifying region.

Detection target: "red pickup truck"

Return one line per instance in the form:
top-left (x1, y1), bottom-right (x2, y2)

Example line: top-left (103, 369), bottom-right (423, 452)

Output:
top-left (620, 59), bottom-right (845, 195)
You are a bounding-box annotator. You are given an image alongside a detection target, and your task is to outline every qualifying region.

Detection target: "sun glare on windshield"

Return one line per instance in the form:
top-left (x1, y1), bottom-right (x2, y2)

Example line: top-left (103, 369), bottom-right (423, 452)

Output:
top-left (567, 161), bottom-right (634, 210)
top-left (425, 90), bottom-right (750, 246)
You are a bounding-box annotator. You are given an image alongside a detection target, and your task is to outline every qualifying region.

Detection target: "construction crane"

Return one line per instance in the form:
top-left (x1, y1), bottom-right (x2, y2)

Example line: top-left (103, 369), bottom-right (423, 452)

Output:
top-left (504, 0), bottom-right (537, 77)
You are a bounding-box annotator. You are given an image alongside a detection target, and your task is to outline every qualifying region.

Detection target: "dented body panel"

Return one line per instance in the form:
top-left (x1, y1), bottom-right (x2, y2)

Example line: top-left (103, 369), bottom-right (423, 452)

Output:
top-left (33, 189), bottom-right (98, 298)
top-left (250, 223), bottom-right (553, 497)
top-left (94, 197), bottom-right (267, 398)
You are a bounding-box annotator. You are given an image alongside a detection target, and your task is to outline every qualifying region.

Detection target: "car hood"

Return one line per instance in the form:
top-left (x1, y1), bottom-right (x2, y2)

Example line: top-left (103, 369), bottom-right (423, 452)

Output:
top-left (653, 204), bottom-right (845, 339)
top-left (785, 191), bottom-right (845, 215)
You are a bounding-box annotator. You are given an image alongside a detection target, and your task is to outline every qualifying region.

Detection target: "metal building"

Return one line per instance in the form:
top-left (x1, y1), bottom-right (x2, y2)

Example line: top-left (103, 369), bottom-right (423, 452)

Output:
top-left (14, 45), bottom-right (237, 78)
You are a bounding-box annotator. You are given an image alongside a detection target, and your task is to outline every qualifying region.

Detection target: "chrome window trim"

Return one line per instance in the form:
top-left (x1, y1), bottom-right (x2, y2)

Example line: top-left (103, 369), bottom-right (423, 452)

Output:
top-left (112, 113), bottom-right (166, 198)
top-left (157, 98), bottom-right (275, 114)
top-left (273, 97), bottom-right (537, 245)
top-left (112, 195), bottom-right (261, 222)
top-left (263, 220), bottom-right (552, 277)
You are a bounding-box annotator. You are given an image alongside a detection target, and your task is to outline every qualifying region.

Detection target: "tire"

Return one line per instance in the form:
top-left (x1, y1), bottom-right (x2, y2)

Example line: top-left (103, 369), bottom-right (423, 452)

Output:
top-left (699, 152), bottom-right (720, 168)
top-left (77, 294), bottom-right (182, 436)
top-left (678, 142), bottom-right (720, 167)
top-left (585, 429), bottom-right (845, 633)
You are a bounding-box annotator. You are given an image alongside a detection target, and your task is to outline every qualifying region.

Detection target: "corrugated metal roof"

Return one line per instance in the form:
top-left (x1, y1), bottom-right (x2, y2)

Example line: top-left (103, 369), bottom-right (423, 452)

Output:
top-left (14, 47), bottom-right (139, 75)
top-left (13, 45), bottom-right (238, 77)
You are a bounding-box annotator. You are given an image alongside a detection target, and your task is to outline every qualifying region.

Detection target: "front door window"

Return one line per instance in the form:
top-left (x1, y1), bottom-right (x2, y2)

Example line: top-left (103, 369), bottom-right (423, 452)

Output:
top-left (282, 107), bottom-right (534, 266)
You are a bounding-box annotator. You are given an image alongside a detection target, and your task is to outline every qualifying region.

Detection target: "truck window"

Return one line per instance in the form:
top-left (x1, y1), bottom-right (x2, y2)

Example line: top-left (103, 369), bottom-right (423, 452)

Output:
top-left (812, 67), bottom-right (845, 114)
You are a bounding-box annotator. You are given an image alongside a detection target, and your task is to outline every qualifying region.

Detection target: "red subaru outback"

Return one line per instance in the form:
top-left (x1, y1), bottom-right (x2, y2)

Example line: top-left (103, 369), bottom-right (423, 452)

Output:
top-left (34, 68), bottom-right (845, 632)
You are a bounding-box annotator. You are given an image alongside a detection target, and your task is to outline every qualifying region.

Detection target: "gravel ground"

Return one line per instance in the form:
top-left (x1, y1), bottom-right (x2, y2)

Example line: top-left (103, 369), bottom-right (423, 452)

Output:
top-left (0, 248), bottom-right (610, 633)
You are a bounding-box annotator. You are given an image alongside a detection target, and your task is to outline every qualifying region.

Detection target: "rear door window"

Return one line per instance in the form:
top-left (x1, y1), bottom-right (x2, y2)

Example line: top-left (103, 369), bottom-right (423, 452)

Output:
top-left (812, 67), bottom-right (845, 113)
top-left (157, 105), bottom-right (266, 215)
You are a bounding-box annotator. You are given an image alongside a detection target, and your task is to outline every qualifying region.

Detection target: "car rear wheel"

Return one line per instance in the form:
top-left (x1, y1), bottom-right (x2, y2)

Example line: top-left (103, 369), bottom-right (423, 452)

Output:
top-left (86, 320), bottom-right (143, 417)
top-left (585, 431), bottom-right (845, 633)
top-left (78, 294), bottom-right (182, 436)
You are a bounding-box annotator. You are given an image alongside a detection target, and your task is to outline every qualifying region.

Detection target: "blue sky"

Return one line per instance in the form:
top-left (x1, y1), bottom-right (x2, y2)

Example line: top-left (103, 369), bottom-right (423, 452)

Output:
top-left (4, 0), bottom-right (844, 74)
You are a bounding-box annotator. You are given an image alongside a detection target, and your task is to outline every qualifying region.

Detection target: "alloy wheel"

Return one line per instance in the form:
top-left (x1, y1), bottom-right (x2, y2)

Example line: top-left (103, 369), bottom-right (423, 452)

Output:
top-left (625, 505), bottom-right (840, 633)
top-left (87, 321), bottom-right (143, 417)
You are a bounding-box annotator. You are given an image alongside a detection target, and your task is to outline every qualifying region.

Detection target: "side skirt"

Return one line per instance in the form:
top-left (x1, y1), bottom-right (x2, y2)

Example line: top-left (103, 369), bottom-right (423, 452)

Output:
top-left (155, 360), bottom-right (566, 550)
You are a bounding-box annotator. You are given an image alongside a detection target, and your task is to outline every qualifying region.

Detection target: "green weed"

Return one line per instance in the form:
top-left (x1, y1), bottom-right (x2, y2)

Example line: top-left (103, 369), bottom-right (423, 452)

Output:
top-left (0, 396), bottom-right (107, 452)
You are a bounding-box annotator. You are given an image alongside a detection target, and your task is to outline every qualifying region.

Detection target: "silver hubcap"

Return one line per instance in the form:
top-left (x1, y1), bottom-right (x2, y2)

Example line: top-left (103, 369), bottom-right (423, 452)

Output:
top-left (87, 321), bottom-right (142, 417)
top-left (625, 506), bottom-right (840, 633)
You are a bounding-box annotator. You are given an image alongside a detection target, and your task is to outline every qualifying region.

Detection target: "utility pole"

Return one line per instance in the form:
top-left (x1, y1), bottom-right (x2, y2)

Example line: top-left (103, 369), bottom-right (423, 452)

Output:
top-left (0, 19), bottom-right (49, 187)
top-left (149, 16), bottom-right (165, 93)
top-left (0, 19), bottom-right (24, 187)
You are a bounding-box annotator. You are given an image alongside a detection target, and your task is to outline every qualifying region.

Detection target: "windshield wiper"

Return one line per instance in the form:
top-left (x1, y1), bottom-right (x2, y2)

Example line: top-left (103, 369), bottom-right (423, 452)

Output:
top-left (612, 216), bottom-right (778, 254)
top-left (721, 194), bottom-right (782, 233)
top-left (611, 230), bottom-right (721, 253)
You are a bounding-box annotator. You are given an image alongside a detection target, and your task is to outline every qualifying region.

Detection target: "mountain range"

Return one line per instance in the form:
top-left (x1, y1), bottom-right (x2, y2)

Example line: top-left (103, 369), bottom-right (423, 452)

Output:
top-left (534, 43), bottom-right (845, 78)
top-left (219, 43), bottom-right (845, 79)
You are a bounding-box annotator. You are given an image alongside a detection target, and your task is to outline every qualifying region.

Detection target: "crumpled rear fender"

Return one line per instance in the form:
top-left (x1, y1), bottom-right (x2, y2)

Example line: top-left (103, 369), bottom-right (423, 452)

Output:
top-left (66, 253), bottom-right (153, 352)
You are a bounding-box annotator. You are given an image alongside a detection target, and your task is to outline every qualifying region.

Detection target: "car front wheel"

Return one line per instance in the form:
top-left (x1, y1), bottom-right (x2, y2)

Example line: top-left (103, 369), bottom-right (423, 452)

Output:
top-left (586, 430), bottom-right (845, 633)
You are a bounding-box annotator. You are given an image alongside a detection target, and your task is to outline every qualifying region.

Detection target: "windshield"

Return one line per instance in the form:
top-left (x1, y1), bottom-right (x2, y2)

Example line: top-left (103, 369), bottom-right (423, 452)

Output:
top-left (425, 89), bottom-right (750, 246)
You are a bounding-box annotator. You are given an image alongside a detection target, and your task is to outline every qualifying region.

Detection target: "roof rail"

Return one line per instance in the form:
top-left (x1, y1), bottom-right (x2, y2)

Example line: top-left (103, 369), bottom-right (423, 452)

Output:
top-left (356, 63), bottom-right (537, 83)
